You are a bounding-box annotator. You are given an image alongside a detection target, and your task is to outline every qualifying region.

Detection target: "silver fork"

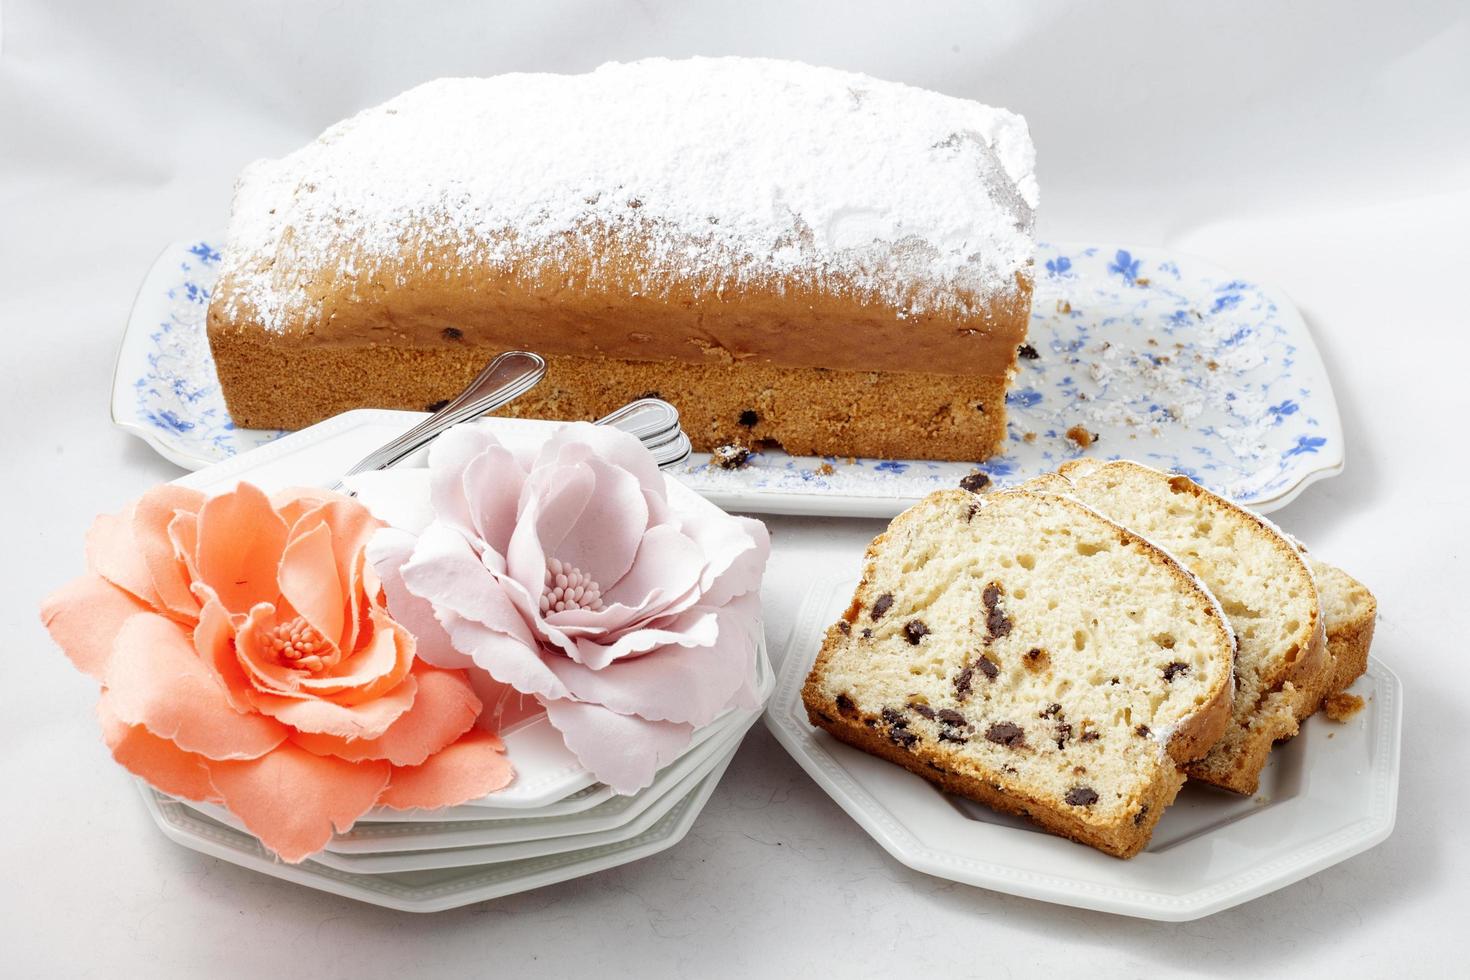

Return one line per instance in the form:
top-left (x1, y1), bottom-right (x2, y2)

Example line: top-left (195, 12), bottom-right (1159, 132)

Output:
top-left (330, 351), bottom-right (689, 492)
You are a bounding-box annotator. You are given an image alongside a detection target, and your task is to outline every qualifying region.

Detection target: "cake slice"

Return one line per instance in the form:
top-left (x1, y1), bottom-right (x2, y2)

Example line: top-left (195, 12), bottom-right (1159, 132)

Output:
top-left (802, 489), bottom-right (1235, 858)
top-left (1298, 558), bottom-right (1377, 715)
top-left (1026, 460), bottom-right (1328, 795)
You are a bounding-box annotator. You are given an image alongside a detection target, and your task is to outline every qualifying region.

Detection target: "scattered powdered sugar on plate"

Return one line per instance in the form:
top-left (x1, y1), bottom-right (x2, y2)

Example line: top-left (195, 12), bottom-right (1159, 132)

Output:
top-left (217, 57), bottom-right (1036, 331)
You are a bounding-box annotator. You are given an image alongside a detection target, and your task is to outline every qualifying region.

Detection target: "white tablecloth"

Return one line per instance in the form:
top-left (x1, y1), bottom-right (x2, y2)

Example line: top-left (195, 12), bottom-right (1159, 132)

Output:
top-left (3, 2), bottom-right (1466, 975)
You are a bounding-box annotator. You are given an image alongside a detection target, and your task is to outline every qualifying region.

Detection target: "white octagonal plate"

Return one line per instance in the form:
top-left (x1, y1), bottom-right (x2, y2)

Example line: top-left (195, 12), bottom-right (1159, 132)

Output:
top-left (138, 744), bottom-right (737, 913)
top-left (764, 575), bottom-right (1402, 921)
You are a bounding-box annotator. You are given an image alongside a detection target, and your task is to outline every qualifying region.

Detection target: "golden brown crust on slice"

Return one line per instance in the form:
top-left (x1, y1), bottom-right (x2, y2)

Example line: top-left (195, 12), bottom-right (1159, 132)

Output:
top-left (1298, 558), bottom-right (1378, 716)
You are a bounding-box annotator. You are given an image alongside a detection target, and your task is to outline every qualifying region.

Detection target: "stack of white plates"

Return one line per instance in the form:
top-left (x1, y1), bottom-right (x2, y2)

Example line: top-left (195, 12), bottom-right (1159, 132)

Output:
top-left (138, 642), bottom-right (773, 911)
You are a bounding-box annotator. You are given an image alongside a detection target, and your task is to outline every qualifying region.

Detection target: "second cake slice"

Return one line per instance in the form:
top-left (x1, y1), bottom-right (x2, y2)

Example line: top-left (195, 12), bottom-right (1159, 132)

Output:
top-left (802, 489), bottom-right (1235, 858)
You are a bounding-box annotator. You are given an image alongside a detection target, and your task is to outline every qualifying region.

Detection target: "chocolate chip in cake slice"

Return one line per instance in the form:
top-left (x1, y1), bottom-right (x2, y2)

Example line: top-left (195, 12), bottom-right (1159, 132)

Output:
top-left (1133, 805), bottom-right (1150, 826)
top-left (1134, 724), bottom-right (1152, 738)
top-left (835, 694), bottom-right (856, 714)
top-left (960, 471), bottom-right (991, 494)
top-left (984, 722), bottom-right (1026, 748)
top-left (1162, 661), bottom-right (1190, 682)
top-left (1065, 786), bottom-right (1099, 807)
top-left (1080, 730), bottom-right (1100, 742)
top-left (982, 584), bottom-right (1012, 639)
top-left (870, 593), bottom-right (895, 621)
top-left (441, 327), bottom-right (464, 342)
top-left (938, 730), bottom-right (969, 744)
top-left (910, 703), bottom-right (937, 720)
top-left (1017, 343), bottom-right (1040, 360)
top-left (1041, 703), bottom-right (1063, 719)
top-left (889, 728), bottom-right (919, 749)
top-left (953, 666), bottom-right (975, 700)
top-left (1055, 723), bottom-right (1073, 749)
top-left (903, 620), bottom-right (930, 645)
top-left (737, 409), bottom-right (759, 427)
top-left (936, 708), bottom-right (967, 727)
top-left (881, 707), bottom-right (908, 728)
top-left (837, 620), bottom-right (851, 635)
top-left (860, 628), bottom-right (873, 639)
top-left (976, 655), bottom-right (1000, 680)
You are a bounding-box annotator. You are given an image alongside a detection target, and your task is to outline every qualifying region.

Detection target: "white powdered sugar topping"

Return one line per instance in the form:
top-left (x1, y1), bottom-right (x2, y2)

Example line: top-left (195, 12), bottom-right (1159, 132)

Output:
top-left (218, 57), bottom-right (1038, 331)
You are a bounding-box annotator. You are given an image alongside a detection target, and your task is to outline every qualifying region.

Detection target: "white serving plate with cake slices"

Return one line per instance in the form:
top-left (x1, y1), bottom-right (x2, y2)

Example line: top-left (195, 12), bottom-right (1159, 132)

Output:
top-left (117, 240), bottom-right (1343, 516)
top-left (764, 575), bottom-right (1402, 922)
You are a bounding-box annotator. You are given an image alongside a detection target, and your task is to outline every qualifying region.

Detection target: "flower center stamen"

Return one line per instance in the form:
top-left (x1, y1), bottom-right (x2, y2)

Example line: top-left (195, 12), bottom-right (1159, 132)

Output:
top-left (540, 557), bottom-right (604, 614)
top-left (267, 616), bottom-right (338, 672)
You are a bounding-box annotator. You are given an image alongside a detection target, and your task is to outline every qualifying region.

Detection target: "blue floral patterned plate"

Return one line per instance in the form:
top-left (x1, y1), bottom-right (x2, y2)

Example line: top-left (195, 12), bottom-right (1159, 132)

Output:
top-left (114, 240), bottom-right (1343, 516)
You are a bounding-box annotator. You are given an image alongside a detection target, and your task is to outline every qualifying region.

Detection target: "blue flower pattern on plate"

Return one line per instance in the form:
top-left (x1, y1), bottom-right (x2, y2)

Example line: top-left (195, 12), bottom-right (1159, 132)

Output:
top-left (119, 241), bottom-right (1339, 508)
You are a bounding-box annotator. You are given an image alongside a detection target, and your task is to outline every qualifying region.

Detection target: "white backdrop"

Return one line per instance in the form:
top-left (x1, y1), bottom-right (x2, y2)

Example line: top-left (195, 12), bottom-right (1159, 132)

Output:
top-left (2, 2), bottom-right (1467, 977)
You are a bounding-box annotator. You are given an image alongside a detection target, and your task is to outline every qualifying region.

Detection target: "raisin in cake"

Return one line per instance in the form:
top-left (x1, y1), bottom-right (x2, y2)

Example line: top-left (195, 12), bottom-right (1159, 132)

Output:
top-left (802, 489), bottom-right (1235, 858)
top-left (1027, 460), bottom-right (1328, 795)
top-left (207, 57), bottom-right (1037, 461)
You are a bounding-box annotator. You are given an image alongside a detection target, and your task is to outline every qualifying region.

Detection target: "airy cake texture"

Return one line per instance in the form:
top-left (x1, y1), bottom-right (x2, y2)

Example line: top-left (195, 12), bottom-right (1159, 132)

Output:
top-left (802, 489), bottom-right (1235, 858)
top-left (1026, 460), bottom-right (1327, 795)
top-left (207, 57), bottom-right (1037, 460)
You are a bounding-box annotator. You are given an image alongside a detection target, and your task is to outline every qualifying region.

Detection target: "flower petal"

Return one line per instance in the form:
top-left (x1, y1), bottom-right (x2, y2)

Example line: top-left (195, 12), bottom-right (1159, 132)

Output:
top-left (251, 671), bottom-right (419, 739)
top-left (533, 456), bottom-right (648, 589)
top-left (275, 519), bottom-right (345, 656)
top-left (571, 608), bottom-right (720, 670)
top-left (104, 612), bottom-right (289, 761)
top-left (195, 482), bottom-right (290, 613)
top-left (402, 523), bottom-right (538, 647)
top-left (40, 574), bottom-right (149, 680)
top-left (686, 514), bottom-right (771, 608)
top-left (541, 698), bottom-right (694, 795)
top-left (208, 744), bottom-right (390, 863)
top-left (437, 610), bottom-right (570, 702)
top-left (193, 591), bottom-right (256, 713)
top-left (538, 422), bottom-right (667, 505)
top-left (85, 509), bottom-right (158, 607)
top-left (366, 526), bottom-right (466, 669)
top-left (133, 485), bottom-right (205, 622)
top-left (378, 730), bottom-right (515, 810)
top-left (462, 443), bottom-right (525, 559)
top-left (551, 616), bottom-right (749, 726)
top-left (429, 425), bottom-right (509, 542)
top-left (601, 523), bottom-right (708, 613)
top-left (97, 696), bottom-right (219, 802)
top-left (291, 665), bottom-right (481, 766)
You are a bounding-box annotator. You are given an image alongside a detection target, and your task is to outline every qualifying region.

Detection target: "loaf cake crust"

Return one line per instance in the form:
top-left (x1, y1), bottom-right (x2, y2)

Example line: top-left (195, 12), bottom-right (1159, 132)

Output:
top-left (206, 58), bottom-right (1037, 460)
top-left (802, 489), bottom-right (1236, 858)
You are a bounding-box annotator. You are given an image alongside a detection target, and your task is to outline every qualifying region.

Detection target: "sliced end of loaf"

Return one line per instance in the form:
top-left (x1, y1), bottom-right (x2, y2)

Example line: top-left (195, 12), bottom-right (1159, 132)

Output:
top-left (802, 489), bottom-right (1235, 858)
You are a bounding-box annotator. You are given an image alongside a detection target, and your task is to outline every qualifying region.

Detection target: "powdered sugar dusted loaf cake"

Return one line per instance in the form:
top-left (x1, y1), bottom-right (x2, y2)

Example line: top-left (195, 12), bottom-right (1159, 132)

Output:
top-left (802, 489), bottom-right (1235, 858)
top-left (207, 57), bottom-right (1037, 460)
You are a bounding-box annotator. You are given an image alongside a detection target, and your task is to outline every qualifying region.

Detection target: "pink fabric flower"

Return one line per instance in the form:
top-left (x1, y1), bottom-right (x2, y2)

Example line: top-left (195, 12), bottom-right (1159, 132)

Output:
top-left (40, 483), bottom-right (515, 863)
top-left (360, 422), bottom-right (770, 794)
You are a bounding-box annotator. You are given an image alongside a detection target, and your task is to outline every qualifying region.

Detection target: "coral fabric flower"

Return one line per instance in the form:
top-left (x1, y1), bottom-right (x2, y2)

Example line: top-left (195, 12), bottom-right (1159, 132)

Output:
top-left (358, 422), bottom-right (770, 794)
top-left (40, 483), bottom-right (514, 863)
